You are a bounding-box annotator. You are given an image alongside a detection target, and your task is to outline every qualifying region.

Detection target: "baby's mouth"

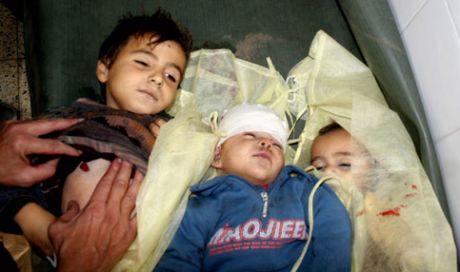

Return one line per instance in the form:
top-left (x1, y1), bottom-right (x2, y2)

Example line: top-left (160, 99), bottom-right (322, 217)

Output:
top-left (254, 151), bottom-right (272, 162)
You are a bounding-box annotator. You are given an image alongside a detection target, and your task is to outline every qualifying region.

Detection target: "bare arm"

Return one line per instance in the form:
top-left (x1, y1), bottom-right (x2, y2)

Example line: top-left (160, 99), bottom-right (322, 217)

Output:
top-left (48, 159), bottom-right (143, 272)
top-left (14, 202), bottom-right (56, 256)
top-left (0, 118), bottom-right (82, 187)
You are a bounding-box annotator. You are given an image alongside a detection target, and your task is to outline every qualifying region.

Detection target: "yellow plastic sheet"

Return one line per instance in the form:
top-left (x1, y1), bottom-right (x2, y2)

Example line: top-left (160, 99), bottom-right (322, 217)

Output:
top-left (113, 102), bottom-right (218, 271)
top-left (115, 32), bottom-right (457, 271)
top-left (290, 30), bottom-right (457, 272)
top-left (115, 49), bottom-right (290, 271)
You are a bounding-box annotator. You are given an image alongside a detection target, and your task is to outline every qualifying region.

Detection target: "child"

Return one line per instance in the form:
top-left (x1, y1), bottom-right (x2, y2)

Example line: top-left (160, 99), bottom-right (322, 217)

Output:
top-left (0, 9), bottom-right (192, 258)
top-left (310, 122), bottom-right (376, 192)
top-left (155, 103), bottom-right (352, 271)
top-left (310, 122), bottom-right (438, 271)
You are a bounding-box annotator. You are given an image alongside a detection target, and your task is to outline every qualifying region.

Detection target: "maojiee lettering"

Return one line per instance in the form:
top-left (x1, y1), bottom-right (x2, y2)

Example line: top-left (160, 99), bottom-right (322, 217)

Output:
top-left (208, 219), bottom-right (308, 246)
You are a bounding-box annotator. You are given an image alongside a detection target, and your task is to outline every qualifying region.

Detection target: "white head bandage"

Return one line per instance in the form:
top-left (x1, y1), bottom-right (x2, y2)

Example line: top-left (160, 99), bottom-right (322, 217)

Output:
top-left (217, 103), bottom-right (288, 150)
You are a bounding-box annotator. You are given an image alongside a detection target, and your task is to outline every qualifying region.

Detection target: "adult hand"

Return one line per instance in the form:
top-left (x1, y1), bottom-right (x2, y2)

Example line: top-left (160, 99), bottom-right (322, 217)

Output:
top-left (48, 159), bottom-right (143, 272)
top-left (0, 118), bottom-right (82, 187)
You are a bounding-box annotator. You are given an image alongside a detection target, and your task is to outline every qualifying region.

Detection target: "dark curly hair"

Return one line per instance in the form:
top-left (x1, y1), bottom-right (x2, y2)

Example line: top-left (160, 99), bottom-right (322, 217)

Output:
top-left (98, 8), bottom-right (193, 99)
top-left (99, 8), bottom-right (192, 65)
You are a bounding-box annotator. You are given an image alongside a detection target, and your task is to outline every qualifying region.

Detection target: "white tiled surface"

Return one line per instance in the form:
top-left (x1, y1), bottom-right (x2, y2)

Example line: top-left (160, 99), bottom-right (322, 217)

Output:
top-left (398, 0), bottom-right (460, 141)
top-left (387, 0), bottom-right (428, 31)
top-left (389, 0), bottom-right (460, 256)
top-left (446, 0), bottom-right (460, 37)
top-left (435, 129), bottom-right (460, 244)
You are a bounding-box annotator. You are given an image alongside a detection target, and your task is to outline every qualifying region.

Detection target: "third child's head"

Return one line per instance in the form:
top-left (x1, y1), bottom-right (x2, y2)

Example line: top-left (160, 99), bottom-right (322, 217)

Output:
top-left (96, 9), bottom-right (192, 114)
top-left (212, 104), bottom-right (288, 186)
top-left (310, 122), bottom-right (374, 189)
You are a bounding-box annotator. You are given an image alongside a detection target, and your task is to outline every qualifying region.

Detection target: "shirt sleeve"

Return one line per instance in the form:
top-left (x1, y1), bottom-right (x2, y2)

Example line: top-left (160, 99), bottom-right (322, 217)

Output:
top-left (154, 196), bottom-right (210, 272)
top-left (299, 177), bottom-right (352, 272)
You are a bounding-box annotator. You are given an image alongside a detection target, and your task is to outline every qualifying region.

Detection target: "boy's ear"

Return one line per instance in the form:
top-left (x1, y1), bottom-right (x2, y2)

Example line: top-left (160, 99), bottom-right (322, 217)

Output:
top-left (96, 60), bottom-right (109, 83)
top-left (211, 145), bottom-right (223, 169)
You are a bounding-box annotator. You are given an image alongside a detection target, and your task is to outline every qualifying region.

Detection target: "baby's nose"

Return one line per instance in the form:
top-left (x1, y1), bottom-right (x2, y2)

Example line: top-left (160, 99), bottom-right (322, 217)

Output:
top-left (258, 138), bottom-right (272, 148)
top-left (323, 165), bottom-right (336, 175)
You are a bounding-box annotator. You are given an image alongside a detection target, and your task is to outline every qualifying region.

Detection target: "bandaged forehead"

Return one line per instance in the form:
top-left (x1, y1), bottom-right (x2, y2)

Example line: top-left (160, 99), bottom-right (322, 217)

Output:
top-left (218, 103), bottom-right (288, 150)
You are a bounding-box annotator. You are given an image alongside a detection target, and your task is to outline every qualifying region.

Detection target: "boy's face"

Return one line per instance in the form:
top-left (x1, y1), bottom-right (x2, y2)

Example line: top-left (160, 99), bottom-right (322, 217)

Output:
top-left (311, 128), bottom-right (372, 187)
top-left (212, 132), bottom-right (285, 186)
top-left (97, 35), bottom-right (187, 114)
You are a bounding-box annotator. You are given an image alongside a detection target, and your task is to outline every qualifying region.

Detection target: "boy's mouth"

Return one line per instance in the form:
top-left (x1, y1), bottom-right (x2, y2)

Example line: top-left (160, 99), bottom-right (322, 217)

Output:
top-left (138, 89), bottom-right (158, 101)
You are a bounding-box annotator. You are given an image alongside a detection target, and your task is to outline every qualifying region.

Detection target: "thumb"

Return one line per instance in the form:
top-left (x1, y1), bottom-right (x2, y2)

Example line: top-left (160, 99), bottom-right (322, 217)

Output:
top-left (60, 200), bottom-right (81, 223)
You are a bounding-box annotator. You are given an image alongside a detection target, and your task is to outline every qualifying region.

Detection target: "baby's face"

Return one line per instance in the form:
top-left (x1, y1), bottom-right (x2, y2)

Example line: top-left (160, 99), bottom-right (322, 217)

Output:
top-left (212, 131), bottom-right (285, 186)
top-left (311, 128), bottom-right (372, 187)
top-left (97, 35), bottom-right (187, 114)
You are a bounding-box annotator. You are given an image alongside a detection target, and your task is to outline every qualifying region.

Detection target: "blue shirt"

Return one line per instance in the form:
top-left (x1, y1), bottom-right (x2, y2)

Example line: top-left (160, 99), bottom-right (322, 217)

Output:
top-left (155, 165), bottom-right (351, 272)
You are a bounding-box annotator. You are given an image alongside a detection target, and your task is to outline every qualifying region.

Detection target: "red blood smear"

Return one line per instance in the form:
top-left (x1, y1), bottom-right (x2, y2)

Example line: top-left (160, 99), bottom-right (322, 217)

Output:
top-left (80, 162), bottom-right (90, 172)
top-left (377, 207), bottom-right (401, 217)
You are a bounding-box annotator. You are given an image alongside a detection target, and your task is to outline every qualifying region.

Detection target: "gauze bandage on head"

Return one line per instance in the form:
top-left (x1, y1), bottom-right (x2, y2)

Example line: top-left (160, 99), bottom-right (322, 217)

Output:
top-left (217, 103), bottom-right (288, 151)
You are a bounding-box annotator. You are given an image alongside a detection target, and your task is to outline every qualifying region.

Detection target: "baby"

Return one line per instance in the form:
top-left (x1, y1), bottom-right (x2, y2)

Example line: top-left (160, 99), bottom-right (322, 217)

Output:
top-left (310, 122), bottom-right (437, 271)
top-left (311, 122), bottom-right (375, 192)
top-left (155, 103), bottom-right (352, 271)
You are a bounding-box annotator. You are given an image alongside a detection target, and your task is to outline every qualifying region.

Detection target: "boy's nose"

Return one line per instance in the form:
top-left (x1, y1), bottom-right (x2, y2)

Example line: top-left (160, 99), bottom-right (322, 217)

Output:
top-left (148, 74), bottom-right (163, 87)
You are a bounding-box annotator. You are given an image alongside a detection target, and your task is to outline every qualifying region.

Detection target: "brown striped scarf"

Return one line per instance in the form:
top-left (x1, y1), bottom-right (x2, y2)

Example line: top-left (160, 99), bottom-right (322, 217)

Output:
top-left (30, 98), bottom-right (170, 214)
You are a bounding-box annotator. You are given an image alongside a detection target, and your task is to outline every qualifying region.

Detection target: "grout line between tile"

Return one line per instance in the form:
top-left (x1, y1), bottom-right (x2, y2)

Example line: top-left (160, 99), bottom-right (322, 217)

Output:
top-left (401, 0), bottom-right (430, 34)
top-left (437, 127), bottom-right (460, 142)
top-left (444, 0), bottom-right (460, 41)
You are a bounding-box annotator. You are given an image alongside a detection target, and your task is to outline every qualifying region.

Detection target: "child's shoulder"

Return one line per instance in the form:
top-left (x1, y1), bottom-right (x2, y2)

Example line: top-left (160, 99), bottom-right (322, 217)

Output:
top-left (284, 165), bottom-right (318, 183)
top-left (283, 165), bottom-right (341, 196)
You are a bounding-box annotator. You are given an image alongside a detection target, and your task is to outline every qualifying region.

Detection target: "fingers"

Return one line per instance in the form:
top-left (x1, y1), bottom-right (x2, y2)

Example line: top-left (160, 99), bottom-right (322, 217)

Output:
top-left (22, 118), bottom-right (82, 136)
top-left (24, 137), bottom-right (81, 158)
top-left (121, 170), bottom-right (143, 218)
top-left (107, 160), bottom-right (134, 206)
top-left (48, 200), bottom-right (80, 247)
top-left (126, 215), bottom-right (138, 244)
top-left (19, 158), bottom-right (60, 185)
top-left (59, 200), bottom-right (81, 223)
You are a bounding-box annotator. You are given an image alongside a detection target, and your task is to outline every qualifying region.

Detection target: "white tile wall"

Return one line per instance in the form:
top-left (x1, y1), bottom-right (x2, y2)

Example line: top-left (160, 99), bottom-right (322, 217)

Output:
top-left (436, 129), bottom-right (460, 242)
top-left (446, 0), bottom-right (460, 37)
top-left (398, 0), bottom-right (460, 141)
top-left (388, 0), bottom-right (428, 31)
top-left (388, 0), bottom-right (460, 257)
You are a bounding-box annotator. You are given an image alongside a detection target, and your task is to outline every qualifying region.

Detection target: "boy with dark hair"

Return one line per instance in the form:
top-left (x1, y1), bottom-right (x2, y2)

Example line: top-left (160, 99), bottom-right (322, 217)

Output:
top-left (0, 8), bottom-right (192, 259)
top-left (98, 10), bottom-right (192, 101)
top-left (155, 104), bottom-right (352, 272)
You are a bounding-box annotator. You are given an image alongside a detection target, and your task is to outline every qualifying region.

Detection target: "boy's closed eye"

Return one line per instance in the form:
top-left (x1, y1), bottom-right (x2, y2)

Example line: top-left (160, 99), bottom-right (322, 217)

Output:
top-left (134, 59), bottom-right (149, 67)
top-left (164, 72), bottom-right (179, 83)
